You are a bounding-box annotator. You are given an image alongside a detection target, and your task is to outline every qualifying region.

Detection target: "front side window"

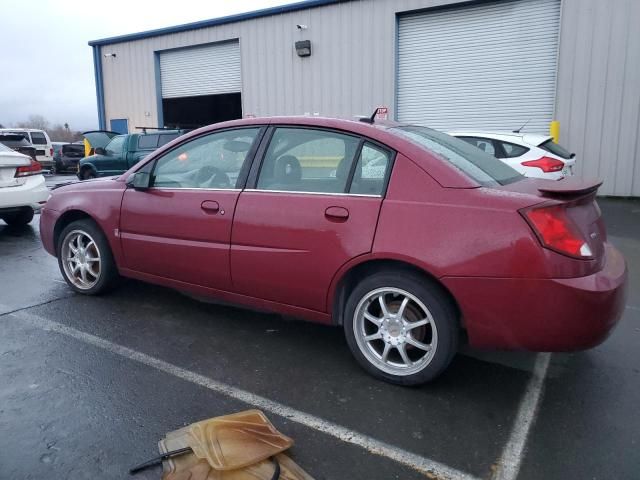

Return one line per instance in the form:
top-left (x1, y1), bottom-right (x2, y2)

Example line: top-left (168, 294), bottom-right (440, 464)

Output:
top-left (256, 128), bottom-right (361, 194)
top-left (105, 136), bottom-right (126, 156)
top-left (152, 128), bottom-right (260, 189)
top-left (30, 132), bottom-right (47, 145)
top-left (392, 126), bottom-right (522, 186)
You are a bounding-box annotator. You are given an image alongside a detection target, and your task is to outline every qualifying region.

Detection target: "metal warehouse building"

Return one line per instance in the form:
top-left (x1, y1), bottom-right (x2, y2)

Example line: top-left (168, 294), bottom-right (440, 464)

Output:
top-left (89, 0), bottom-right (640, 196)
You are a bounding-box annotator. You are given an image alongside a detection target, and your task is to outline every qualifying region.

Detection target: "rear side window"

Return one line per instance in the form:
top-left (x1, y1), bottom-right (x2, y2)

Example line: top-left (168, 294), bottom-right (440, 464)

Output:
top-left (350, 143), bottom-right (392, 195)
top-left (256, 128), bottom-right (361, 194)
top-left (539, 140), bottom-right (572, 159)
top-left (138, 135), bottom-right (159, 149)
top-left (498, 141), bottom-right (529, 158)
top-left (458, 137), bottom-right (497, 156)
top-left (30, 132), bottom-right (47, 145)
top-left (392, 126), bottom-right (522, 186)
top-left (159, 133), bottom-right (180, 147)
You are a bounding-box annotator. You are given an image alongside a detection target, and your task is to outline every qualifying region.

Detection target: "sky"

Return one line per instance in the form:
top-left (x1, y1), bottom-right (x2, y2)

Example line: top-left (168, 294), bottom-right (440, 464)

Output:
top-left (0, 0), bottom-right (295, 131)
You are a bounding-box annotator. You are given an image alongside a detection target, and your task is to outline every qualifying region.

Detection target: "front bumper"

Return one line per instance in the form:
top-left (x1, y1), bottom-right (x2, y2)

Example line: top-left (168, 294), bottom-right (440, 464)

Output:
top-left (39, 207), bottom-right (60, 256)
top-left (0, 175), bottom-right (49, 212)
top-left (442, 243), bottom-right (628, 351)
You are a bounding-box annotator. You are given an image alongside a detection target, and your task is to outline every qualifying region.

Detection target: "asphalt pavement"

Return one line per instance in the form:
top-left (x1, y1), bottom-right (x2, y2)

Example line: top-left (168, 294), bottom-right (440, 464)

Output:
top-left (0, 177), bottom-right (638, 479)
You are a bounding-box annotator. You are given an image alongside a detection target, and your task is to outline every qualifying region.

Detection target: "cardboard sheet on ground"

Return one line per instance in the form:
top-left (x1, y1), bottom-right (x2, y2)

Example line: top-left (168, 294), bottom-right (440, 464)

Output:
top-left (158, 410), bottom-right (314, 480)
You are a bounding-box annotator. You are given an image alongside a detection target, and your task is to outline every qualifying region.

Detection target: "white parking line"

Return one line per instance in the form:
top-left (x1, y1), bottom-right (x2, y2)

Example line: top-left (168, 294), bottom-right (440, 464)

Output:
top-left (493, 353), bottom-right (550, 480)
top-left (8, 310), bottom-right (479, 480)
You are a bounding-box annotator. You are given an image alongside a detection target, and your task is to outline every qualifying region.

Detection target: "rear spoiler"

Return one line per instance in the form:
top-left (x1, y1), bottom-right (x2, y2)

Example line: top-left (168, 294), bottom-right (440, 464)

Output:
top-left (537, 178), bottom-right (603, 197)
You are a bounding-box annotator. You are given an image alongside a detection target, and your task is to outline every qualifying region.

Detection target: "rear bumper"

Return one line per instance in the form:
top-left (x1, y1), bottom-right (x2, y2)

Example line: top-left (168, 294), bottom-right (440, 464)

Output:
top-left (0, 175), bottom-right (49, 212)
top-left (442, 243), bottom-right (628, 351)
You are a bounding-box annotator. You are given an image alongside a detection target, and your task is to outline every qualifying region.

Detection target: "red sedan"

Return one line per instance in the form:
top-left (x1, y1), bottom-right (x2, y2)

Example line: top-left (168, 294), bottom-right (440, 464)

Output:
top-left (40, 117), bottom-right (628, 385)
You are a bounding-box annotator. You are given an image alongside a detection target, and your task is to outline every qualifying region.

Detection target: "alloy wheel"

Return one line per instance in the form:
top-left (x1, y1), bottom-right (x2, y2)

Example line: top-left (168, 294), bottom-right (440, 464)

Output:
top-left (353, 287), bottom-right (438, 376)
top-left (61, 230), bottom-right (102, 290)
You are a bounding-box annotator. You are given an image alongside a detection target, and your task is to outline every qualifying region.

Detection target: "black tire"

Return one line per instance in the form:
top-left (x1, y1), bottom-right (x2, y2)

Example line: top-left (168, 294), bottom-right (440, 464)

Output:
top-left (81, 168), bottom-right (96, 180)
top-left (56, 219), bottom-right (119, 295)
top-left (2, 208), bottom-right (34, 226)
top-left (343, 270), bottom-right (459, 386)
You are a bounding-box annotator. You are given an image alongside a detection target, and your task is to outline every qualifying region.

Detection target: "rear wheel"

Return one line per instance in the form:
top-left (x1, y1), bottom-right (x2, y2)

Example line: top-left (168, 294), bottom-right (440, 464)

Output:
top-left (57, 219), bottom-right (119, 294)
top-left (343, 271), bottom-right (459, 385)
top-left (1, 208), bottom-right (34, 226)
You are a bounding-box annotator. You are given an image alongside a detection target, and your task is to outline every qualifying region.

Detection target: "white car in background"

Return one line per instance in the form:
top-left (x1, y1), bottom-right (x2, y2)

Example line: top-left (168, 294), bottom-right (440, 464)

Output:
top-left (0, 128), bottom-right (54, 171)
top-left (449, 132), bottom-right (576, 180)
top-left (0, 142), bottom-right (48, 226)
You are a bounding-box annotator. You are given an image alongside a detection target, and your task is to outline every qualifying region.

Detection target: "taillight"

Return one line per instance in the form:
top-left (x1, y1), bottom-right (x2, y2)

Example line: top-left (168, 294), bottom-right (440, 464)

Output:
top-left (521, 156), bottom-right (564, 173)
top-left (50, 147), bottom-right (54, 157)
top-left (523, 204), bottom-right (593, 259)
top-left (15, 159), bottom-right (43, 177)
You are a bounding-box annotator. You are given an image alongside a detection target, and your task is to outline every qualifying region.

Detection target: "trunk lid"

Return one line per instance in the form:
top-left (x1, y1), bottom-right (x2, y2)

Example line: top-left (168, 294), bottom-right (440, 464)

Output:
top-left (0, 151), bottom-right (29, 188)
top-left (499, 177), bottom-right (606, 264)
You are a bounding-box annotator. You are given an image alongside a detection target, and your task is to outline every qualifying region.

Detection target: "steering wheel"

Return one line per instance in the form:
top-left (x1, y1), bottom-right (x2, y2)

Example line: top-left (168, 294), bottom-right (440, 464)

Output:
top-left (195, 166), bottom-right (231, 189)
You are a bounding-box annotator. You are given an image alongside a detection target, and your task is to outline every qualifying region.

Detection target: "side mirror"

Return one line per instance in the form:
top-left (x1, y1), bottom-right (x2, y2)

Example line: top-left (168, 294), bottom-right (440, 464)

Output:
top-left (127, 171), bottom-right (151, 191)
top-left (95, 147), bottom-right (106, 155)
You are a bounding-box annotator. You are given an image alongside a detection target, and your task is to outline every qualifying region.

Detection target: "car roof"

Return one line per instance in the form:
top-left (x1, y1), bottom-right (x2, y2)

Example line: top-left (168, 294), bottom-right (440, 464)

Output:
top-left (138, 116), bottom-right (479, 190)
top-left (0, 128), bottom-right (46, 133)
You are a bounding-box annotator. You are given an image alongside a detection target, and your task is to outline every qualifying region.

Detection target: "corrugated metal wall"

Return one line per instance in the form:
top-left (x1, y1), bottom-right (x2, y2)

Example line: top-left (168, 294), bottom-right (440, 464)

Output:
top-left (98, 0), bottom-right (640, 196)
top-left (555, 0), bottom-right (640, 196)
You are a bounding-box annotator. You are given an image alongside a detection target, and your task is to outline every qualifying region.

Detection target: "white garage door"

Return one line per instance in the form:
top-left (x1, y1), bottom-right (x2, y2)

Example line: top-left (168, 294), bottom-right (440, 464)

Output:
top-left (160, 41), bottom-right (241, 98)
top-left (397, 0), bottom-right (560, 133)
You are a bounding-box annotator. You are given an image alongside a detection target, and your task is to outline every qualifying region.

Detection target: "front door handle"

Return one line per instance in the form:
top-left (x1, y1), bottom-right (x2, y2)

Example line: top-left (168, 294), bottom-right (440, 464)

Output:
top-left (201, 200), bottom-right (220, 213)
top-left (325, 206), bottom-right (349, 221)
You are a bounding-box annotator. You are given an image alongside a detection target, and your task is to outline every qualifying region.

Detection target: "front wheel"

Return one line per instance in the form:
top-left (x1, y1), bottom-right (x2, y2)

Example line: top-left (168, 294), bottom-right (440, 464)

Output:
top-left (57, 219), bottom-right (119, 294)
top-left (81, 168), bottom-right (96, 180)
top-left (343, 271), bottom-right (459, 385)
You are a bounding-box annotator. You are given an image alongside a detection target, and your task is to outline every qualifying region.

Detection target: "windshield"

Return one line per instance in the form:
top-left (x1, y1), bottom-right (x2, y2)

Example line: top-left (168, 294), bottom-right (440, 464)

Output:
top-left (391, 126), bottom-right (523, 186)
top-left (0, 142), bottom-right (12, 152)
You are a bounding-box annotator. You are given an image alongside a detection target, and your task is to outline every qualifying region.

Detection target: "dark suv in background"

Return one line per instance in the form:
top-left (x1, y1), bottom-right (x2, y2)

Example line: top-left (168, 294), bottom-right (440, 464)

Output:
top-left (52, 142), bottom-right (85, 173)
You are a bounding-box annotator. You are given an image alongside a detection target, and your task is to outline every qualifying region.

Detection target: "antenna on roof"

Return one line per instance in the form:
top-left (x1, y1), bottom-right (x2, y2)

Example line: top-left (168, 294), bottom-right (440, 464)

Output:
top-left (359, 107), bottom-right (380, 124)
top-left (512, 119), bottom-right (531, 134)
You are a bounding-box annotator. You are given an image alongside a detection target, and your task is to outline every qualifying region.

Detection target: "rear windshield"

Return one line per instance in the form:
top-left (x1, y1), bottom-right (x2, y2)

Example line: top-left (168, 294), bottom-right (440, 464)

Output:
top-left (0, 142), bottom-right (11, 152)
top-left (63, 144), bottom-right (85, 156)
top-left (538, 139), bottom-right (573, 159)
top-left (391, 126), bottom-right (523, 186)
top-left (30, 132), bottom-right (47, 145)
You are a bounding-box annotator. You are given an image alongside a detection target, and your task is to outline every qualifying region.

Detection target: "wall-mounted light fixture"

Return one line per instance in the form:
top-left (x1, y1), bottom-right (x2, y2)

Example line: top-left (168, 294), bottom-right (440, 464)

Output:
top-left (295, 40), bottom-right (311, 57)
top-left (103, 53), bottom-right (117, 58)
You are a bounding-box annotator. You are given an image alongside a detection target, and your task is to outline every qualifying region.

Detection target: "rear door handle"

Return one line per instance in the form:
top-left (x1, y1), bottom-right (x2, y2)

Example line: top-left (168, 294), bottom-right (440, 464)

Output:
top-left (325, 206), bottom-right (349, 221)
top-left (201, 200), bottom-right (220, 213)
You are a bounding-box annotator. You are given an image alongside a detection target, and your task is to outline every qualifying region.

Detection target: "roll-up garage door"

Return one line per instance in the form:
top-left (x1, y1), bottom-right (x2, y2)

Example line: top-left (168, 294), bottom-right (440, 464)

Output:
top-left (160, 40), bottom-right (241, 98)
top-left (397, 0), bottom-right (560, 133)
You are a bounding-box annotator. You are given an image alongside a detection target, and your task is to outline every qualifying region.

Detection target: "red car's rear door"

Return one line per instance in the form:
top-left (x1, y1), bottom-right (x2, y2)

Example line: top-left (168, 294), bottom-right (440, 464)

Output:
top-left (230, 126), bottom-right (394, 313)
top-left (119, 127), bottom-right (263, 290)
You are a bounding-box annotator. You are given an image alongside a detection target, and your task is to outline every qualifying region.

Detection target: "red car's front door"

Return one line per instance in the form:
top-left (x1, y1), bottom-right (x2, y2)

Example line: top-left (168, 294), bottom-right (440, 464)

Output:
top-left (119, 127), bottom-right (262, 290)
top-left (230, 127), bottom-right (393, 313)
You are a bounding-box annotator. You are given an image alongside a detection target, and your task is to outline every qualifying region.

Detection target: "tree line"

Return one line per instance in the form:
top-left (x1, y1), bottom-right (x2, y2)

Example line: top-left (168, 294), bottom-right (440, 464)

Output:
top-left (0, 115), bottom-right (84, 142)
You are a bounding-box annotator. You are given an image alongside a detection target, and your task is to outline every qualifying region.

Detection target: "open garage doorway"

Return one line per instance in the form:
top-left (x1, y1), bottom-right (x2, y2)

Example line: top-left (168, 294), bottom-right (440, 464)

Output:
top-left (162, 92), bottom-right (242, 129)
